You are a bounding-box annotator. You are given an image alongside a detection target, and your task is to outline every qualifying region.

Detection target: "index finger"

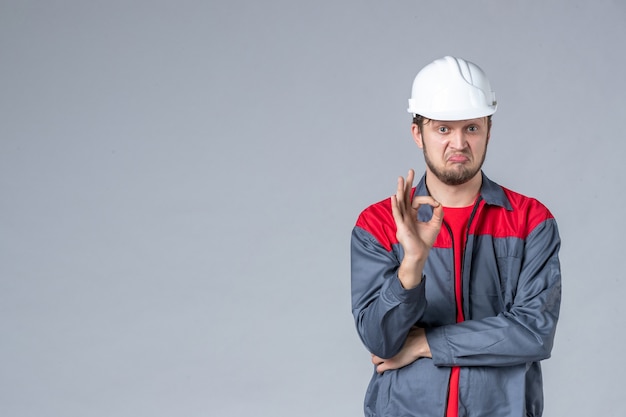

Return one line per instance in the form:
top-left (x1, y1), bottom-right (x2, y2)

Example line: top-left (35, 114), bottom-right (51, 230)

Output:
top-left (411, 195), bottom-right (440, 210)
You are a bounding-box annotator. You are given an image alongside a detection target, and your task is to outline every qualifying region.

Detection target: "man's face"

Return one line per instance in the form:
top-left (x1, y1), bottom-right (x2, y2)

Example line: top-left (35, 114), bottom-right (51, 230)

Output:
top-left (414, 117), bottom-right (491, 186)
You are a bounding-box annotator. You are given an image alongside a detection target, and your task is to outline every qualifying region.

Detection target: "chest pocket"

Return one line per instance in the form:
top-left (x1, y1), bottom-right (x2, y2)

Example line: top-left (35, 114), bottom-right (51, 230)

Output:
top-left (467, 235), bottom-right (523, 319)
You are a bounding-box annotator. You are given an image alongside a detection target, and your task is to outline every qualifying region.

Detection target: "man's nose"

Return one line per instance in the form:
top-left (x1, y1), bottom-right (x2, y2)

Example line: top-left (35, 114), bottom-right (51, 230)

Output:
top-left (448, 130), bottom-right (467, 149)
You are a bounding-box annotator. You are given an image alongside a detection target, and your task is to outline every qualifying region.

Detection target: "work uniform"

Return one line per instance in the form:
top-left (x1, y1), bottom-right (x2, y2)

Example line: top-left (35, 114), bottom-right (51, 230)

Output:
top-left (351, 173), bottom-right (561, 417)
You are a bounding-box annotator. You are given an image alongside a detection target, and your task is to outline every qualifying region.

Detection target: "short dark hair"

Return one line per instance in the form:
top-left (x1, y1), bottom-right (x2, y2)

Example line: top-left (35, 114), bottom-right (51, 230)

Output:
top-left (412, 114), bottom-right (428, 131)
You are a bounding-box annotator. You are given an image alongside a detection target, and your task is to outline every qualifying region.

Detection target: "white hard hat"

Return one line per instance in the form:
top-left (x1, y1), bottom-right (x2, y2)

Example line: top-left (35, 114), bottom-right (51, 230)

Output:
top-left (407, 56), bottom-right (497, 120)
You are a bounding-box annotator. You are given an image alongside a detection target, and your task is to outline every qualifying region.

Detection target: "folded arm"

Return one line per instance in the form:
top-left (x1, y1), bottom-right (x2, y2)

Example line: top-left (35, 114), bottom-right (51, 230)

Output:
top-left (427, 218), bottom-right (561, 367)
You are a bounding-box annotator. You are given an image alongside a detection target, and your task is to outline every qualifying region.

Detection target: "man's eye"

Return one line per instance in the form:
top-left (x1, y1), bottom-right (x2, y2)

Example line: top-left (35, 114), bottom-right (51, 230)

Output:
top-left (467, 126), bottom-right (478, 132)
top-left (438, 127), bottom-right (448, 133)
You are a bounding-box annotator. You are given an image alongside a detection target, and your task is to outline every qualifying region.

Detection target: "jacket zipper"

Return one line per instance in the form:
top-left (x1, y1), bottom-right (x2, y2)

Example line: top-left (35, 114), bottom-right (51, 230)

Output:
top-left (440, 219), bottom-right (455, 416)
top-left (461, 197), bottom-right (482, 320)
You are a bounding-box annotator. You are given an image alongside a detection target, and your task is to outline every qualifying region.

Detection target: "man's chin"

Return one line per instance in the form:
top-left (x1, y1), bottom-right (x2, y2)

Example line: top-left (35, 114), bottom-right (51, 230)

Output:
top-left (434, 169), bottom-right (479, 186)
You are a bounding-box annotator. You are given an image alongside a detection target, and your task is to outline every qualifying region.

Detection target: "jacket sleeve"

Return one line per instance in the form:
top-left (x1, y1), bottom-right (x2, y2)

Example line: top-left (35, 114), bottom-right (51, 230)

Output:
top-left (351, 226), bottom-right (428, 359)
top-left (426, 218), bottom-right (562, 367)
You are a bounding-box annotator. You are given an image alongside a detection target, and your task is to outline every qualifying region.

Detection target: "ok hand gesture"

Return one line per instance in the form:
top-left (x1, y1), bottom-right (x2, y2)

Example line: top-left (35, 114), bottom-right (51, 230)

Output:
top-left (391, 169), bottom-right (444, 289)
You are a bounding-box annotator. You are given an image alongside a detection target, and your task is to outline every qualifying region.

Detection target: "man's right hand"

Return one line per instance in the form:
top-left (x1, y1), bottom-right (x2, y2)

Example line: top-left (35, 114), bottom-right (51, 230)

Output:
top-left (371, 327), bottom-right (432, 374)
top-left (391, 169), bottom-right (444, 289)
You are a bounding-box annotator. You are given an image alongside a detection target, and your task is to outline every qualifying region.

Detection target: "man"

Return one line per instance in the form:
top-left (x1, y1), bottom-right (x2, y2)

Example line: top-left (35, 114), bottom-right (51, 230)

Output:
top-left (350, 56), bottom-right (561, 417)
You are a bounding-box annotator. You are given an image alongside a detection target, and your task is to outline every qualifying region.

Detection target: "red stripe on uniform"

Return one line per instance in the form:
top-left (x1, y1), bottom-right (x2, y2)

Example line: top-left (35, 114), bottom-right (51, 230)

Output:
top-left (355, 197), bottom-right (397, 252)
top-left (355, 187), bottom-right (554, 252)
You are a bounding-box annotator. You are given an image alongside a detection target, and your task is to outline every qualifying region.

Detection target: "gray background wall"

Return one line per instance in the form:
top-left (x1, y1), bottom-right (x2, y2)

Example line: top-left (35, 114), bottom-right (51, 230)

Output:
top-left (1, 1), bottom-right (624, 416)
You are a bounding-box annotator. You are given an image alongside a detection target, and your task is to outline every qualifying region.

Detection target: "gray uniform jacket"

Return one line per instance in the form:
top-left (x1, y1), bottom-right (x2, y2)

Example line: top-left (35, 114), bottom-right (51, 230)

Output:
top-left (351, 173), bottom-right (561, 417)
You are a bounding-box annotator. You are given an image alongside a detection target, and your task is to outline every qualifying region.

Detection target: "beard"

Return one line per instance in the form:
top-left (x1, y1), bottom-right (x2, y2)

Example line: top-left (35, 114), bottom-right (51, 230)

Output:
top-left (422, 143), bottom-right (487, 186)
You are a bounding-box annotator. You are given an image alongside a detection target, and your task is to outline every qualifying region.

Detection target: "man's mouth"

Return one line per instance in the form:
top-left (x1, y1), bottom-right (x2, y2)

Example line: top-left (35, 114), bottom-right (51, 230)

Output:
top-left (447, 154), bottom-right (470, 163)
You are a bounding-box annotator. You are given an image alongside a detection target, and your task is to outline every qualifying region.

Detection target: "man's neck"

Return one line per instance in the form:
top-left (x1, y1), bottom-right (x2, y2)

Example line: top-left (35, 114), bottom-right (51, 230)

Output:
top-left (425, 171), bottom-right (482, 208)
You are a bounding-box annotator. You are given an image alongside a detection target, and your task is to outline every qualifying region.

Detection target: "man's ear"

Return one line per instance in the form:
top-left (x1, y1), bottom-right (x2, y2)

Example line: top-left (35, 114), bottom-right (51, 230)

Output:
top-left (411, 123), bottom-right (424, 149)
